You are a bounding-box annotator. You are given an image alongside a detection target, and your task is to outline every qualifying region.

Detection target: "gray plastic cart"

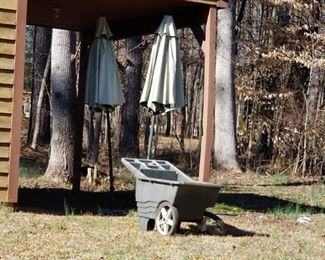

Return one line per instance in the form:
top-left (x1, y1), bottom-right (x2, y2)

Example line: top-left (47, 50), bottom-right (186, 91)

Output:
top-left (121, 158), bottom-right (222, 236)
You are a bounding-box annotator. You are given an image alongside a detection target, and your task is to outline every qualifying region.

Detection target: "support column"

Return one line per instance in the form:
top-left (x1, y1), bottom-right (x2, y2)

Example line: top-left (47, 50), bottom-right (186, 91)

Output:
top-left (199, 7), bottom-right (216, 182)
top-left (7, 0), bottom-right (27, 203)
top-left (72, 31), bottom-right (91, 192)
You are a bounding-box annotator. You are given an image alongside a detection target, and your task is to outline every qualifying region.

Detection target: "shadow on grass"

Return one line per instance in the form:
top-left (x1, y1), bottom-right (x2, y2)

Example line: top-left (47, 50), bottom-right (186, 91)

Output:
top-left (218, 193), bottom-right (325, 214)
top-left (17, 189), bottom-right (324, 216)
top-left (17, 188), bottom-right (136, 215)
top-left (183, 223), bottom-right (267, 237)
top-left (242, 180), bottom-right (324, 187)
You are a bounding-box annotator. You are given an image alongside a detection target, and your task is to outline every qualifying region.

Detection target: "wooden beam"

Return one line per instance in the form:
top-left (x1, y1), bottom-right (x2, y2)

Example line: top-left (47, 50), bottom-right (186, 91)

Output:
top-left (186, 0), bottom-right (228, 8)
top-left (72, 30), bottom-right (91, 192)
top-left (199, 7), bottom-right (216, 182)
top-left (7, 0), bottom-right (27, 203)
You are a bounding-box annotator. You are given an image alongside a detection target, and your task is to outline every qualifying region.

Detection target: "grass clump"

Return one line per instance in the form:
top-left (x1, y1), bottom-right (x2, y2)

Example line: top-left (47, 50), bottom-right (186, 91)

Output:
top-left (268, 203), bottom-right (313, 217)
top-left (20, 166), bottom-right (43, 179)
top-left (210, 203), bottom-right (245, 214)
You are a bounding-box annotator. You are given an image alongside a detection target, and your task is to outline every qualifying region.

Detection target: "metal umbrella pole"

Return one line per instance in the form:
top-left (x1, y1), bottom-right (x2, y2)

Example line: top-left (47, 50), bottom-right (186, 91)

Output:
top-left (147, 114), bottom-right (156, 159)
top-left (106, 111), bottom-right (114, 192)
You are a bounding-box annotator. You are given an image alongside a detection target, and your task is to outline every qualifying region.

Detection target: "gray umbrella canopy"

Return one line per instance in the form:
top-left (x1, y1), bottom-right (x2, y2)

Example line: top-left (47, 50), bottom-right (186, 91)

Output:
top-left (141, 16), bottom-right (185, 158)
top-left (140, 15), bottom-right (185, 114)
top-left (85, 17), bottom-right (125, 111)
top-left (85, 17), bottom-right (124, 192)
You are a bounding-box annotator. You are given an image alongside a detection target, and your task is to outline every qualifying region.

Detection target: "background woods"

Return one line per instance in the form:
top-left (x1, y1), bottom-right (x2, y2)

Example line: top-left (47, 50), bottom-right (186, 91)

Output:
top-left (23, 0), bottom-right (324, 182)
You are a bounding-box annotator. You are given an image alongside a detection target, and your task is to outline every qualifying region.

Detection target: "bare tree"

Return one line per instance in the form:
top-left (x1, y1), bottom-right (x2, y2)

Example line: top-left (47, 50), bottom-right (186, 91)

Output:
top-left (119, 36), bottom-right (143, 157)
top-left (28, 27), bottom-right (51, 147)
top-left (214, 0), bottom-right (241, 171)
top-left (45, 29), bottom-right (77, 181)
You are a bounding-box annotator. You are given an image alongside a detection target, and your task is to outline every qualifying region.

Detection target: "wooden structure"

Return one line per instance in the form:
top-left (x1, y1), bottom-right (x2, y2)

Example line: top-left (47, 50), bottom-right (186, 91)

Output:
top-left (0, 0), bottom-right (228, 203)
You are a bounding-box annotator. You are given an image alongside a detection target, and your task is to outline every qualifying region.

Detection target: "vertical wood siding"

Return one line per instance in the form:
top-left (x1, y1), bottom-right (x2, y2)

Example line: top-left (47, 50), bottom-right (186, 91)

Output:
top-left (0, 0), bottom-right (17, 201)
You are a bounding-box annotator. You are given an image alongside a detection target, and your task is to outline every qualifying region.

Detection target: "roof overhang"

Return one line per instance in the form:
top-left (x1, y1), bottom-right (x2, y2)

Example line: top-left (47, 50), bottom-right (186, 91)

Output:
top-left (26, 0), bottom-right (228, 38)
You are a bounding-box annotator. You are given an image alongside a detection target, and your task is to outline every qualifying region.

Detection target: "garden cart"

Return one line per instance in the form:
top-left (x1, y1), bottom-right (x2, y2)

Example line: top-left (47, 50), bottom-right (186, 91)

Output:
top-left (121, 158), bottom-right (222, 236)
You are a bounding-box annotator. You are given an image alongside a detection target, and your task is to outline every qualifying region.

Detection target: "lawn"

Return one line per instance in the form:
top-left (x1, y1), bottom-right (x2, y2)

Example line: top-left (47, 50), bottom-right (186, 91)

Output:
top-left (0, 169), bottom-right (324, 259)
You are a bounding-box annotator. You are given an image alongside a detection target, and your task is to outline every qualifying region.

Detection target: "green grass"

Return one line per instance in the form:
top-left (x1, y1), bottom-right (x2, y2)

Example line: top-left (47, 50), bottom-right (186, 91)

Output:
top-left (2, 168), bottom-right (324, 259)
top-left (268, 203), bottom-right (313, 217)
top-left (271, 171), bottom-right (289, 184)
top-left (19, 165), bottom-right (43, 179)
top-left (210, 203), bottom-right (245, 214)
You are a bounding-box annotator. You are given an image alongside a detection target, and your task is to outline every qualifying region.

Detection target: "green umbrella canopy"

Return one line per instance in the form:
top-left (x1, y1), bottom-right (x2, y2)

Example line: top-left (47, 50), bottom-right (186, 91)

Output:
top-left (140, 15), bottom-right (185, 115)
top-left (85, 17), bottom-right (125, 111)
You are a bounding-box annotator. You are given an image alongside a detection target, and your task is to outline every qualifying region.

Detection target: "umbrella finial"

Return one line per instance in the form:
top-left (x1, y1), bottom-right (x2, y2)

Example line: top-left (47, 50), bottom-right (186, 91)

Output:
top-left (95, 17), bottom-right (113, 39)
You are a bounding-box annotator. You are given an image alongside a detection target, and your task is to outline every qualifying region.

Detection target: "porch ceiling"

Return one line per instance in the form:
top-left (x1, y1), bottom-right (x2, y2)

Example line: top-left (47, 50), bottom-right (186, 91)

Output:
top-left (26, 0), bottom-right (227, 38)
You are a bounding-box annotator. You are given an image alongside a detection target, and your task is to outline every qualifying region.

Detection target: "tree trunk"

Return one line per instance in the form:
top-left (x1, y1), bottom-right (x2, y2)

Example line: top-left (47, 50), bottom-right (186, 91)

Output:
top-left (28, 27), bottom-right (51, 146)
top-left (214, 0), bottom-right (241, 171)
top-left (45, 29), bottom-right (77, 182)
top-left (82, 106), bottom-right (90, 152)
top-left (30, 52), bottom-right (51, 149)
top-left (120, 36), bottom-right (143, 157)
top-left (165, 112), bottom-right (171, 136)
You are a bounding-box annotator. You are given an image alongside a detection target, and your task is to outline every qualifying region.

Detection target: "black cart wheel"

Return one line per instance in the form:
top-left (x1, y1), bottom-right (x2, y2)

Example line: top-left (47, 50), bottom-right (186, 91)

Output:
top-left (155, 202), bottom-right (179, 236)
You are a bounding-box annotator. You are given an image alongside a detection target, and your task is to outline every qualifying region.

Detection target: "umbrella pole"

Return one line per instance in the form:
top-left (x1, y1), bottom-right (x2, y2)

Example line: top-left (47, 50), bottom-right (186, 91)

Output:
top-left (107, 111), bottom-right (114, 192)
top-left (147, 114), bottom-right (155, 159)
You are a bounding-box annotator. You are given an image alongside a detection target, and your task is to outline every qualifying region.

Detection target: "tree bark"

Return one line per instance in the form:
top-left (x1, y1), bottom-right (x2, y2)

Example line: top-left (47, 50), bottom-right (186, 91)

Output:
top-left (214, 0), bottom-right (241, 171)
top-left (31, 52), bottom-right (51, 149)
top-left (28, 27), bottom-right (51, 146)
top-left (45, 29), bottom-right (77, 182)
top-left (119, 36), bottom-right (143, 157)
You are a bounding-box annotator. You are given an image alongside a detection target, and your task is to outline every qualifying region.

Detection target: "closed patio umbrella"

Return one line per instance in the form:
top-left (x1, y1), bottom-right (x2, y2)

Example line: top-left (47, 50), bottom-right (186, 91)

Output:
top-left (85, 17), bottom-right (124, 191)
top-left (140, 15), bottom-right (185, 158)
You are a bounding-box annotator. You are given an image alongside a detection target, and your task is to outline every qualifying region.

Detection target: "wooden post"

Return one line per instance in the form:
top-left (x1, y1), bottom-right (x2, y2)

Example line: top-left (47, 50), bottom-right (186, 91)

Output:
top-left (199, 7), bottom-right (216, 182)
top-left (7, 0), bottom-right (28, 203)
top-left (72, 31), bottom-right (90, 192)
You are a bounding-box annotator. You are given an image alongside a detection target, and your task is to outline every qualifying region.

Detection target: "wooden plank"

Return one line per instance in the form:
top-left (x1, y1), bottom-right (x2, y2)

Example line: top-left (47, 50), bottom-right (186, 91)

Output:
top-left (0, 174), bottom-right (8, 188)
top-left (0, 56), bottom-right (15, 70)
top-left (0, 10), bottom-right (16, 26)
top-left (0, 100), bottom-right (12, 114)
top-left (0, 70), bottom-right (14, 84)
top-left (0, 188), bottom-right (7, 201)
top-left (0, 114), bottom-right (11, 129)
top-left (0, 130), bottom-right (10, 143)
top-left (199, 7), bottom-right (217, 182)
top-left (0, 86), bottom-right (13, 98)
top-left (8, 0), bottom-right (27, 204)
top-left (0, 26), bottom-right (16, 41)
top-left (0, 146), bottom-right (9, 158)
top-left (0, 0), bottom-right (17, 11)
top-left (0, 160), bottom-right (9, 173)
top-left (186, 0), bottom-right (228, 8)
top-left (0, 41), bottom-right (15, 55)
